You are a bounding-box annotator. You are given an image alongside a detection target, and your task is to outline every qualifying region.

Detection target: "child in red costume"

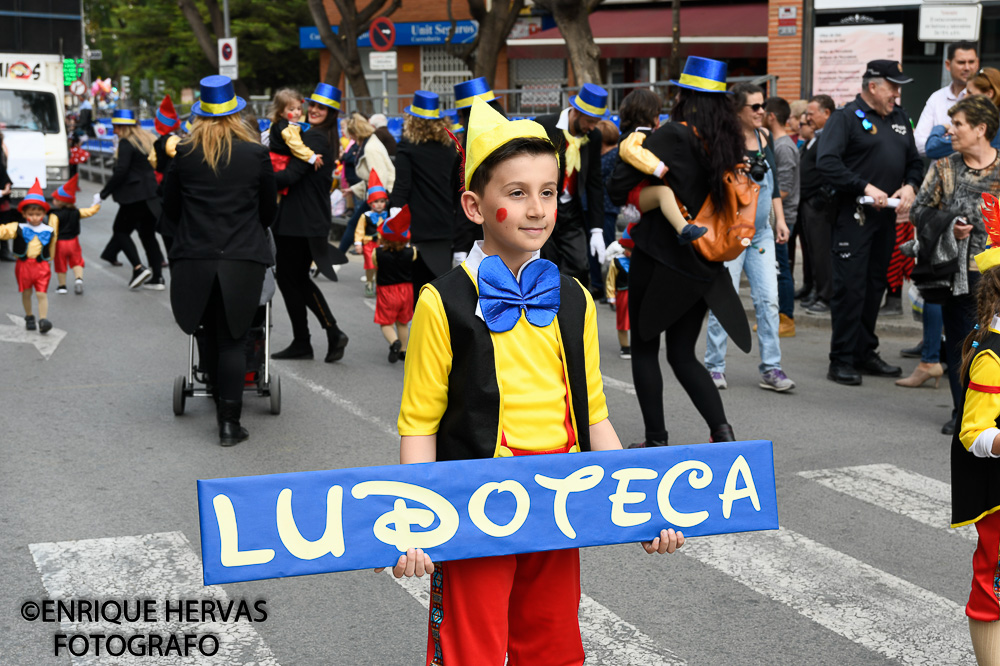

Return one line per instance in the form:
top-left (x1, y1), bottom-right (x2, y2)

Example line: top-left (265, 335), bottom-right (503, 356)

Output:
top-left (605, 224), bottom-right (634, 359)
top-left (267, 88), bottom-right (323, 197)
top-left (373, 205), bottom-right (417, 363)
top-left (390, 98), bottom-right (684, 666)
top-left (0, 179), bottom-right (58, 332)
top-left (50, 174), bottom-right (100, 294)
top-left (356, 169), bottom-right (389, 298)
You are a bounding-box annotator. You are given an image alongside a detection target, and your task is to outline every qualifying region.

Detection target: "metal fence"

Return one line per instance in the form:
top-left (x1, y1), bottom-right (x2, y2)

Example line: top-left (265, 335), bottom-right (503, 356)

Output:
top-left (335, 76), bottom-right (779, 117)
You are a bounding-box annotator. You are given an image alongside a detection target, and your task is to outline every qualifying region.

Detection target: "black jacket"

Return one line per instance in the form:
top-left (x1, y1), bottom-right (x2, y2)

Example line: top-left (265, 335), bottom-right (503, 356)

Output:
top-left (389, 139), bottom-right (459, 243)
top-left (162, 139), bottom-right (276, 265)
top-left (534, 112), bottom-right (603, 231)
top-left (608, 124), bottom-right (750, 350)
top-left (816, 95), bottom-right (923, 199)
top-left (100, 138), bottom-right (158, 204)
top-left (274, 128), bottom-right (335, 238)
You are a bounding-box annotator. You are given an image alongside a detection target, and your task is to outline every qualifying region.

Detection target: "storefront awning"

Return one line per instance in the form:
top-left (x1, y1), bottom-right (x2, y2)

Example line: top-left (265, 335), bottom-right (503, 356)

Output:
top-left (506, 6), bottom-right (768, 60)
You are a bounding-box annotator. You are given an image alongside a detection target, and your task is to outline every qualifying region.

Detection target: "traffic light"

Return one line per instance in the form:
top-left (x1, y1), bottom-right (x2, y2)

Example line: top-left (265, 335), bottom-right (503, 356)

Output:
top-left (121, 75), bottom-right (131, 97)
top-left (154, 79), bottom-right (165, 97)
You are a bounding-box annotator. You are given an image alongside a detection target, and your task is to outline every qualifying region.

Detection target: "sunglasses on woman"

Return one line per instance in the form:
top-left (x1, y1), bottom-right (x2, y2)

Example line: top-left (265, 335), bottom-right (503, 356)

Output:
top-left (745, 103), bottom-right (764, 112)
top-left (854, 108), bottom-right (874, 132)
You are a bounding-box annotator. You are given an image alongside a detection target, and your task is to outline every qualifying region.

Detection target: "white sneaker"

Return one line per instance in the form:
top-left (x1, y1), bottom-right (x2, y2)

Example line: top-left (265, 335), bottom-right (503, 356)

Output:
top-left (55, 285), bottom-right (67, 294)
top-left (74, 279), bottom-right (83, 295)
top-left (143, 277), bottom-right (166, 291)
top-left (710, 371), bottom-right (727, 390)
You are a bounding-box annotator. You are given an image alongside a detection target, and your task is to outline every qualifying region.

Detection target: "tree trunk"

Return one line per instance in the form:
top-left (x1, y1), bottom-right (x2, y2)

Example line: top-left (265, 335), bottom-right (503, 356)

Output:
top-left (471, 0), bottom-right (524, 86)
top-left (177, 0), bottom-right (219, 69)
top-left (534, 0), bottom-right (604, 85)
top-left (324, 55), bottom-right (344, 88)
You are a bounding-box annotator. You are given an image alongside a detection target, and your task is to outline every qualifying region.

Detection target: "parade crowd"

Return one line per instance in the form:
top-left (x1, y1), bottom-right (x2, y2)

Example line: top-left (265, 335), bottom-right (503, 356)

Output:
top-left (4, 44), bottom-right (1000, 663)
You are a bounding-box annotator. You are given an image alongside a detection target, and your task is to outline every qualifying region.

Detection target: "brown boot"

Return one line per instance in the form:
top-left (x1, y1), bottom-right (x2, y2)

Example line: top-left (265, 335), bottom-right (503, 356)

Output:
top-left (779, 313), bottom-right (796, 338)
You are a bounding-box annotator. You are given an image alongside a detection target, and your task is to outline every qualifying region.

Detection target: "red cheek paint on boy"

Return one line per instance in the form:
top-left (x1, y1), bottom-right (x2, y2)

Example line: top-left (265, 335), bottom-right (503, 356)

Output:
top-left (496, 208), bottom-right (507, 223)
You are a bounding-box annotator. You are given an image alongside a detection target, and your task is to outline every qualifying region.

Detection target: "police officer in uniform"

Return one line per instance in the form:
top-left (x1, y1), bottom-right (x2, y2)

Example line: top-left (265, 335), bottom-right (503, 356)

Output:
top-left (817, 60), bottom-right (924, 385)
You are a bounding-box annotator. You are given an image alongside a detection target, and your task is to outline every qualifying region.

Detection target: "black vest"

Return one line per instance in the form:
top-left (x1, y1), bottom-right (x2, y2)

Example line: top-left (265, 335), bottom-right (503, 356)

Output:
top-left (12, 224), bottom-right (53, 261)
top-left (375, 246), bottom-right (414, 286)
top-left (613, 257), bottom-right (629, 291)
top-left (432, 266), bottom-right (591, 462)
top-left (51, 207), bottom-right (81, 239)
top-left (952, 331), bottom-right (1000, 526)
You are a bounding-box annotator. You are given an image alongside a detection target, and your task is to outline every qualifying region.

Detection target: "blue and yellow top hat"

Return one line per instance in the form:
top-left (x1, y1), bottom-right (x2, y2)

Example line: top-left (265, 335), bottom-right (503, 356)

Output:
top-left (191, 75), bottom-right (247, 117)
top-left (443, 108), bottom-right (464, 134)
top-left (406, 90), bottom-right (441, 120)
top-left (111, 109), bottom-right (137, 125)
top-left (183, 115), bottom-right (194, 133)
top-left (454, 77), bottom-right (496, 110)
top-left (569, 83), bottom-right (609, 118)
top-left (308, 82), bottom-right (342, 111)
top-left (670, 56), bottom-right (731, 95)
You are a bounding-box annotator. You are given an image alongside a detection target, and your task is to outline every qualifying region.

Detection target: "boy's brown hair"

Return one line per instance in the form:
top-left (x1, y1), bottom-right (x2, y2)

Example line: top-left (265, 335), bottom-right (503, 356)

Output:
top-left (467, 137), bottom-right (557, 196)
top-left (597, 120), bottom-right (620, 147)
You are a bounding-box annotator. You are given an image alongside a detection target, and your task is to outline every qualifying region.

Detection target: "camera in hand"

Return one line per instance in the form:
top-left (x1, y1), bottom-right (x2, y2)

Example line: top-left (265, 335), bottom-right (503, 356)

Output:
top-left (747, 153), bottom-right (769, 181)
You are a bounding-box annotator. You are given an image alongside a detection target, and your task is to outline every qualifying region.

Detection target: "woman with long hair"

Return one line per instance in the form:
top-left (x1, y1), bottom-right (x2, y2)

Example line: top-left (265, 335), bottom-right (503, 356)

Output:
top-left (389, 91), bottom-right (460, 300)
top-left (163, 76), bottom-right (277, 446)
top-left (608, 56), bottom-right (750, 447)
top-left (271, 83), bottom-right (350, 363)
top-left (97, 110), bottom-right (165, 289)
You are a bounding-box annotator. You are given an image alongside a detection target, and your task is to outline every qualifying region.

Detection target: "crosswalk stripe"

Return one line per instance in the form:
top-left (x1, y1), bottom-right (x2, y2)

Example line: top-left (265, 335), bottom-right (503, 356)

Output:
top-left (28, 531), bottom-right (280, 665)
top-left (283, 369), bottom-right (684, 664)
top-left (799, 463), bottom-right (976, 541)
top-left (683, 527), bottom-right (973, 665)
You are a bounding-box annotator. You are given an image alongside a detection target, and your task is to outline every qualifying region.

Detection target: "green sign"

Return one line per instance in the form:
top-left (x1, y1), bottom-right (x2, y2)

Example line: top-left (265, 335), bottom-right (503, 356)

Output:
top-left (62, 59), bottom-right (84, 87)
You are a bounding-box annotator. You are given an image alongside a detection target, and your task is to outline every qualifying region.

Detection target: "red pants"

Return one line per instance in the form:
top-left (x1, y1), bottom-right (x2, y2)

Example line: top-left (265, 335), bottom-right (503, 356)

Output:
top-left (15, 259), bottom-right (51, 293)
top-left (270, 152), bottom-right (291, 197)
top-left (969, 510), bottom-right (1000, 621)
top-left (615, 289), bottom-right (629, 331)
top-left (426, 549), bottom-right (584, 666)
top-left (54, 237), bottom-right (84, 273)
top-left (362, 240), bottom-right (378, 270)
top-left (374, 282), bottom-right (413, 325)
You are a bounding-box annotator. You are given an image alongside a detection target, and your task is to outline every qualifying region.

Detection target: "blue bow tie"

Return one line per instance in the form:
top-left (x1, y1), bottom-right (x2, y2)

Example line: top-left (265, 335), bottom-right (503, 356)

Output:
top-left (477, 255), bottom-right (560, 333)
top-left (21, 226), bottom-right (52, 246)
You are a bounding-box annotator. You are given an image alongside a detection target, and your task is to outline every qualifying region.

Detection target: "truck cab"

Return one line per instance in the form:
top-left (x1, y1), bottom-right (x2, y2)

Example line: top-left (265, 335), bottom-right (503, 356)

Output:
top-left (0, 55), bottom-right (70, 200)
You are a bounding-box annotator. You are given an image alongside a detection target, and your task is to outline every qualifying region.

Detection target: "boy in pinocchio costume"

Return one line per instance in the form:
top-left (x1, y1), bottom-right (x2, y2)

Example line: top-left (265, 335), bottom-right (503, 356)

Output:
top-left (50, 174), bottom-right (100, 294)
top-left (0, 179), bottom-right (58, 332)
top-left (356, 169), bottom-right (389, 297)
top-left (390, 98), bottom-right (684, 666)
top-left (954, 193), bottom-right (1000, 665)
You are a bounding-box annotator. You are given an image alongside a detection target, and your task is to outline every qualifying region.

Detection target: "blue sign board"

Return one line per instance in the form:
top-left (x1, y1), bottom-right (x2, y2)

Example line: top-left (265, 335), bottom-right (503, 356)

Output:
top-left (198, 440), bottom-right (779, 585)
top-left (299, 20), bottom-right (478, 50)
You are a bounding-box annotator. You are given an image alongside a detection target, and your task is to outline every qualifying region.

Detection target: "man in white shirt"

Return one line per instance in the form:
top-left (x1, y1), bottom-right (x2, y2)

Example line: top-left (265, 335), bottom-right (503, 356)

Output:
top-left (914, 41), bottom-right (979, 155)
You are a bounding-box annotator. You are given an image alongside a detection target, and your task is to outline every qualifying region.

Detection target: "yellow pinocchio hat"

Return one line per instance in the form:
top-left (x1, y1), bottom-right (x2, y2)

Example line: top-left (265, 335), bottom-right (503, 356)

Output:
top-left (975, 193), bottom-right (1000, 273)
top-left (463, 97), bottom-right (552, 191)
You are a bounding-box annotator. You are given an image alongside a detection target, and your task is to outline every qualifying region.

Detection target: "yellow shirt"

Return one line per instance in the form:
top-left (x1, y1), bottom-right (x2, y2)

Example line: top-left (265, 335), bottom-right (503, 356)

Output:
top-left (960, 347), bottom-right (1000, 452)
top-left (0, 219), bottom-right (58, 259)
top-left (398, 264), bottom-right (608, 452)
top-left (281, 123), bottom-right (315, 163)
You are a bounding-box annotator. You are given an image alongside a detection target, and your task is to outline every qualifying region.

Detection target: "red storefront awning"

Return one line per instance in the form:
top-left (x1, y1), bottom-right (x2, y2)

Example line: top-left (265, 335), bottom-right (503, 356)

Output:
top-left (506, 6), bottom-right (768, 61)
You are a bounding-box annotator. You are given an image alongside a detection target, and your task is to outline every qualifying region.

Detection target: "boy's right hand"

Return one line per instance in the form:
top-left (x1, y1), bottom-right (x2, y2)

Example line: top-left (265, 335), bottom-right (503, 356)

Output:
top-left (313, 154), bottom-right (325, 170)
top-left (374, 548), bottom-right (435, 578)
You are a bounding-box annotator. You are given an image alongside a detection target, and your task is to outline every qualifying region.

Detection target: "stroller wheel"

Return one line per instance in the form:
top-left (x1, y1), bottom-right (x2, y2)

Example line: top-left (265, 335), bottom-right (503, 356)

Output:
top-left (173, 376), bottom-right (187, 415)
top-left (269, 374), bottom-right (281, 415)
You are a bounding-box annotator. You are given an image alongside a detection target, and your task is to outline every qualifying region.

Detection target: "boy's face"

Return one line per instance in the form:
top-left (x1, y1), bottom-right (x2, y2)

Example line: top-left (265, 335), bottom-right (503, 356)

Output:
top-left (286, 101), bottom-right (303, 122)
top-left (370, 198), bottom-right (387, 213)
top-left (462, 153), bottom-right (559, 264)
top-left (22, 206), bottom-right (46, 225)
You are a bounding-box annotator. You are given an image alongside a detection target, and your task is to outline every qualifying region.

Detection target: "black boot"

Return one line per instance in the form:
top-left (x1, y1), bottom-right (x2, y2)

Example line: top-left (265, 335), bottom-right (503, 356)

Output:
top-left (325, 327), bottom-right (349, 363)
top-left (628, 432), bottom-right (668, 449)
top-left (218, 399), bottom-right (249, 446)
top-left (710, 424), bottom-right (736, 442)
top-left (271, 339), bottom-right (313, 360)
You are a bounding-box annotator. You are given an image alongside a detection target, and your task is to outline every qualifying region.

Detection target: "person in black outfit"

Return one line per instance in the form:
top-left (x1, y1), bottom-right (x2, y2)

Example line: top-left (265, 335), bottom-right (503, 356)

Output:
top-left (162, 75), bottom-right (277, 446)
top-left (148, 95), bottom-right (182, 255)
top-left (608, 56), bottom-right (750, 447)
top-left (817, 60), bottom-right (924, 385)
top-left (95, 110), bottom-right (163, 289)
top-left (0, 131), bottom-right (17, 262)
top-left (271, 83), bottom-right (350, 363)
top-left (389, 91), bottom-right (461, 302)
top-left (797, 95), bottom-right (835, 313)
top-left (535, 84), bottom-right (608, 289)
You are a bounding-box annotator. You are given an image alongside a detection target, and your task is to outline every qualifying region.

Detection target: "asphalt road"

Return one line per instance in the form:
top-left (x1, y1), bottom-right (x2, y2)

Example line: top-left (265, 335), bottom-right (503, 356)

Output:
top-left (0, 182), bottom-right (974, 665)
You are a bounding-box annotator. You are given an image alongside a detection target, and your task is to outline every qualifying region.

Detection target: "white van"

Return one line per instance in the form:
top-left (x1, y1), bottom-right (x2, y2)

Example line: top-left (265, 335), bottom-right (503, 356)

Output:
top-left (0, 54), bottom-right (70, 200)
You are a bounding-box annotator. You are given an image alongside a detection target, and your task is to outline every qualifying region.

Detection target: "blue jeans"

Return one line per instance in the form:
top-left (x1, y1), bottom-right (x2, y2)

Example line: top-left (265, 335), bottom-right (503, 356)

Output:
top-left (921, 302), bottom-right (943, 364)
top-left (775, 235), bottom-right (794, 318)
top-left (705, 223), bottom-right (782, 374)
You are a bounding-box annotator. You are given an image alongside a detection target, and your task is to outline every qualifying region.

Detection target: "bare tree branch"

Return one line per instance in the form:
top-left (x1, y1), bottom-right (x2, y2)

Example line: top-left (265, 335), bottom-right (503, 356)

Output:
top-left (204, 0), bottom-right (225, 39)
top-left (176, 0), bottom-right (219, 68)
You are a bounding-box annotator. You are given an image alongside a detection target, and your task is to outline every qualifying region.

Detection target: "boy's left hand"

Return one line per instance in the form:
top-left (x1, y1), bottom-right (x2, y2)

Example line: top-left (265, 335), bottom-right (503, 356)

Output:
top-left (374, 547), bottom-right (435, 578)
top-left (641, 528), bottom-right (685, 554)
